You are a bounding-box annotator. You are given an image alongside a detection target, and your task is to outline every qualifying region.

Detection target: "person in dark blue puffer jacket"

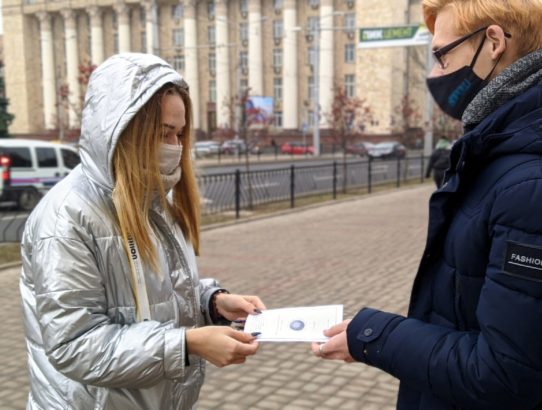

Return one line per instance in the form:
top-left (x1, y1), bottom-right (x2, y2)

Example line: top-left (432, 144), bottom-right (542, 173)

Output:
top-left (311, 1), bottom-right (542, 409)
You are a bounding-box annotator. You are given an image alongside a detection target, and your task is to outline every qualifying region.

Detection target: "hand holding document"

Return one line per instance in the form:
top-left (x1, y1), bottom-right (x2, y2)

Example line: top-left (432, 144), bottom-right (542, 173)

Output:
top-left (243, 305), bottom-right (343, 342)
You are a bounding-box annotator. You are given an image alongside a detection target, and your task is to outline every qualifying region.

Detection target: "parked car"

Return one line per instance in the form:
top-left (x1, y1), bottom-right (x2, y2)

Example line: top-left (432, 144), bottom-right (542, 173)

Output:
top-left (280, 142), bottom-right (314, 155)
top-left (345, 142), bottom-right (374, 156)
top-left (0, 154), bottom-right (11, 203)
top-left (221, 139), bottom-right (247, 155)
top-left (0, 139), bottom-right (80, 210)
top-left (368, 142), bottom-right (407, 159)
top-left (194, 140), bottom-right (221, 158)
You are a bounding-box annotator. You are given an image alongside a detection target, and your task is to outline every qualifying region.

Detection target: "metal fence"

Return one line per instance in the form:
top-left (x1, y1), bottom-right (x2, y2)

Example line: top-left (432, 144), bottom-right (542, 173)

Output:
top-left (0, 156), bottom-right (428, 243)
top-left (199, 155), bottom-right (428, 218)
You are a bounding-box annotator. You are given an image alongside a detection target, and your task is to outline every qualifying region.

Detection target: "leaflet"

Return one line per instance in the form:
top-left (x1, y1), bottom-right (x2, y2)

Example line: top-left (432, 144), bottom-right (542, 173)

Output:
top-left (243, 305), bottom-right (343, 342)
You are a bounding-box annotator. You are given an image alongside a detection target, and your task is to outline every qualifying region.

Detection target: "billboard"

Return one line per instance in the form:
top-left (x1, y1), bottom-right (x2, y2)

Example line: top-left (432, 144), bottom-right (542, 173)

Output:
top-left (246, 96), bottom-right (273, 126)
top-left (358, 24), bottom-right (430, 49)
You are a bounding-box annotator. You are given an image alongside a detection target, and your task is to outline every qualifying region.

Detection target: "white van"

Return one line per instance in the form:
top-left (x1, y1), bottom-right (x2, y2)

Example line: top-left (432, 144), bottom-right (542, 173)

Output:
top-left (0, 139), bottom-right (80, 210)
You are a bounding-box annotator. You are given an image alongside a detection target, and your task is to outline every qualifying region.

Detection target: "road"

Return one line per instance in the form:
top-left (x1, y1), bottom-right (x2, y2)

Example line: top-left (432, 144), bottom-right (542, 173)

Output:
top-left (0, 156), bottom-right (426, 243)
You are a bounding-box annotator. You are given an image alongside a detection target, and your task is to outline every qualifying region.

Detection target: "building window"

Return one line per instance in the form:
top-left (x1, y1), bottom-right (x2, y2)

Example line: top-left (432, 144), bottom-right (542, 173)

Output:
top-left (87, 15), bottom-right (92, 55)
top-left (274, 111), bottom-right (283, 127)
top-left (308, 110), bottom-right (315, 127)
top-left (308, 46), bottom-right (317, 69)
top-left (273, 20), bottom-right (283, 40)
top-left (240, 22), bottom-right (248, 44)
top-left (173, 55), bottom-right (185, 72)
top-left (345, 74), bottom-right (355, 98)
top-left (240, 78), bottom-right (249, 95)
top-left (309, 0), bottom-right (320, 8)
top-left (208, 2), bottom-right (215, 20)
top-left (141, 31), bottom-right (147, 52)
top-left (240, 0), bottom-right (248, 15)
top-left (345, 13), bottom-right (356, 33)
top-left (273, 48), bottom-right (283, 68)
top-left (308, 16), bottom-right (319, 36)
top-left (140, 8), bottom-right (146, 24)
top-left (209, 53), bottom-right (216, 75)
top-left (209, 80), bottom-right (216, 102)
top-left (240, 51), bottom-right (248, 69)
top-left (273, 0), bottom-right (283, 10)
top-left (308, 76), bottom-right (315, 100)
top-left (172, 28), bottom-right (184, 47)
top-left (344, 43), bottom-right (355, 63)
top-left (208, 26), bottom-right (216, 44)
top-left (113, 13), bottom-right (119, 53)
top-left (273, 78), bottom-right (282, 101)
top-left (171, 4), bottom-right (183, 21)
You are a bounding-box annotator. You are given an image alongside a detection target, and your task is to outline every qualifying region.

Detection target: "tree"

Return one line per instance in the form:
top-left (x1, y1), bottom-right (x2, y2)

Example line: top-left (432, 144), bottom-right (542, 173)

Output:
top-left (54, 60), bottom-right (97, 142)
top-left (0, 63), bottom-right (15, 139)
top-left (326, 84), bottom-right (372, 193)
top-left (432, 104), bottom-right (463, 142)
top-left (391, 95), bottom-right (423, 147)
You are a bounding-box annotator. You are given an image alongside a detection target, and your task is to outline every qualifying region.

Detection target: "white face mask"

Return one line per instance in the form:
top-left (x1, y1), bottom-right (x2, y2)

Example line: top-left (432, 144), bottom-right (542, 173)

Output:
top-left (159, 143), bottom-right (183, 190)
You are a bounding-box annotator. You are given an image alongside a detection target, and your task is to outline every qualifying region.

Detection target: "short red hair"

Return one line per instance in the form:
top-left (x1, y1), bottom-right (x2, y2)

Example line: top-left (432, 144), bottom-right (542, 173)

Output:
top-left (422, 0), bottom-right (542, 57)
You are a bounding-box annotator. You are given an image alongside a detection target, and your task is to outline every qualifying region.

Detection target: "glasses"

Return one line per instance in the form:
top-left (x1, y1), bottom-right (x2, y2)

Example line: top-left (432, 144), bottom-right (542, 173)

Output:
top-left (433, 26), bottom-right (511, 69)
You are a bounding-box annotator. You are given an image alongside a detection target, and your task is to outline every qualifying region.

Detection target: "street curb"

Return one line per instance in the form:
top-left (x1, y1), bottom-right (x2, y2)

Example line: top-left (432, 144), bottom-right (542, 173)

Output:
top-left (0, 260), bottom-right (22, 271)
top-left (202, 182), bottom-right (433, 232)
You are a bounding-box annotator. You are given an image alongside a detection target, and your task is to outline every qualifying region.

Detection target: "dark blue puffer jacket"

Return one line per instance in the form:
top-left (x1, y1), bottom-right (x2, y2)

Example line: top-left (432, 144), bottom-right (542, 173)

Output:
top-left (347, 85), bottom-right (542, 410)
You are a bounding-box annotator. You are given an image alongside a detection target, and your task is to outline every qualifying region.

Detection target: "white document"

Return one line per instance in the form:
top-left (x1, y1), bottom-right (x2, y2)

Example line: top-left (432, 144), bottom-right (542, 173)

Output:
top-left (243, 305), bottom-right (343, 342)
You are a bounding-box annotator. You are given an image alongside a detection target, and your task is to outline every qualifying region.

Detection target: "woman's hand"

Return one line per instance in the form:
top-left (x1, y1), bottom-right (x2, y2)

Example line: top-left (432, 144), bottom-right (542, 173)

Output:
top-left (311, 319), bottom-right (354, 363)
top-left (214, 293), bottom-right (266, 321)
top-left (186, 326), bottom-right (259, 367)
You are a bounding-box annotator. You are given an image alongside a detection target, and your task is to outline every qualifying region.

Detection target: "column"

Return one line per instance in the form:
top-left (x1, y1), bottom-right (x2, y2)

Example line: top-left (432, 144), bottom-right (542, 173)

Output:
top-left (61, 9), bottom-right (81, 128)
top-left (36, 12), bottom-right (57, 130)
top-left (215, 0), bottom-right (231, 128)
top-left (248, 0), bottom-right (263, 96)
top-left (282, 0), bottom-right (298, 129)
top-left (319, 0), bottom-right (334, 128)
top-left (144, 0), bottom-right (159, 54)
top-left (184, 0), bottom-right (200, 129)
top-left (114, 2), bottom-right (131, 53)
top-left (87, 6), bottom-right (104, 65)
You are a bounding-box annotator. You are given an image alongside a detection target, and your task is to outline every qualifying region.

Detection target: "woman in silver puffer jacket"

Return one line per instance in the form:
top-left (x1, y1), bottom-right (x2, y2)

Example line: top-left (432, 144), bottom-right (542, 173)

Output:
top-left (19, 53), bottom-right (264, 410)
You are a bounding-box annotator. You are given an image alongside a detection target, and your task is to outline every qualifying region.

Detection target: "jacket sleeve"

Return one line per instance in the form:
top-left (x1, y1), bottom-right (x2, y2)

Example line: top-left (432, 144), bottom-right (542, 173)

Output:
top-left (199, 278), bottom-right (230, 325)
top-left (347, 179), bottom-right (542, 409)
top-left (425, 151), bottom-right (436, 178)
top-left (32, 231), bottom-right (189, 389)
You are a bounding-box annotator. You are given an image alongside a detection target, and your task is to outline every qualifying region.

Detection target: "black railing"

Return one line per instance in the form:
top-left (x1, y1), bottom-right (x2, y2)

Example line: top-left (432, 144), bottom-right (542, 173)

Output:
top-left (199, 155), bottom-right (429, 218)
top-left (0, 156), bottom-right (429, 242)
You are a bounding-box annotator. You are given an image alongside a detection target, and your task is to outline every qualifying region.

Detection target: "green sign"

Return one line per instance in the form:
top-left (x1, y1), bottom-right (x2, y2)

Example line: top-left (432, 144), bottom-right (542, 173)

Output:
top-left (358, 25), bottom-right (430, 48)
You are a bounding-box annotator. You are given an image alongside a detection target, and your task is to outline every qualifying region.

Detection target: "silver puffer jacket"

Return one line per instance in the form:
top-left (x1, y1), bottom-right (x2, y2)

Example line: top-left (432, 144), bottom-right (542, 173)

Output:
top-left (20, 53), bottom-right (223, 410)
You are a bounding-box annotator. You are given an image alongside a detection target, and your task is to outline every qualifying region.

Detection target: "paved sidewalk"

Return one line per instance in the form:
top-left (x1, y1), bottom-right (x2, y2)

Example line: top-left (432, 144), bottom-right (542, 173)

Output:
top-left (0, 184), bottom-right (433, 409)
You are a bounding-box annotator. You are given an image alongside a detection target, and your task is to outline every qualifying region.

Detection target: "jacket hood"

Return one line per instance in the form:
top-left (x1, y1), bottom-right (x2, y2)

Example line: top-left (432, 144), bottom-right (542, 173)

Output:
top-left (79, 53), bottom-right (187, 191)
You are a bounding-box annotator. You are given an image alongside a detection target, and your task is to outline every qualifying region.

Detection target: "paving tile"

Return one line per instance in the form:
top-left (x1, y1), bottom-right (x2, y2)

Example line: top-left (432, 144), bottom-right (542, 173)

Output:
top-left (0, 185), bottom-right (433, 409)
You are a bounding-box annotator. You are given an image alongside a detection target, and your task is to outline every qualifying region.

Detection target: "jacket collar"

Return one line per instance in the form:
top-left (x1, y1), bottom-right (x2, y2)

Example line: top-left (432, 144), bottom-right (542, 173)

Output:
top-left (452, 84), bottom-right (542, 174)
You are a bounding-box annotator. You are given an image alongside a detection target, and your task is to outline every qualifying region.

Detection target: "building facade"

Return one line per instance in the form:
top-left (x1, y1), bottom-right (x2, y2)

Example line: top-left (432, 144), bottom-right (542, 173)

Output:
top-left (2, 0), bottom-right (426, 140)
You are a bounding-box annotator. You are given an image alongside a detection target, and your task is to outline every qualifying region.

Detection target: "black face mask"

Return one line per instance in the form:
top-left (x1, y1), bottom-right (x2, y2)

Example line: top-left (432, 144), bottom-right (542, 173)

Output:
top-left (427, 36), bottom-right (500, 120)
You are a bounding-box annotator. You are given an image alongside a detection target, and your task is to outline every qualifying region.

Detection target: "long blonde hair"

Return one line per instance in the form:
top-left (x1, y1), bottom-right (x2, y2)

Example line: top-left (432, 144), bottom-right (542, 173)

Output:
top-left (112, 83), bottom-right (200, 272)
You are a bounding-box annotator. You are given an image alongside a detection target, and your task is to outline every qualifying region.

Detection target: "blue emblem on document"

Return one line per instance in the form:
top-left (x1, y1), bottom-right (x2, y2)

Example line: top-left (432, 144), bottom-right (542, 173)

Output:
top-left (290, 320), bottom-right (305, 331)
